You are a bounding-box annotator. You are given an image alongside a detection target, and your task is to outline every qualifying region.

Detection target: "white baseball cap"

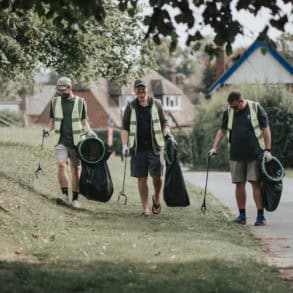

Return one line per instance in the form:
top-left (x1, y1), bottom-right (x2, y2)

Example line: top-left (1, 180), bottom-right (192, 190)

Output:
top-left (56, 76), bottom-right (72, 90)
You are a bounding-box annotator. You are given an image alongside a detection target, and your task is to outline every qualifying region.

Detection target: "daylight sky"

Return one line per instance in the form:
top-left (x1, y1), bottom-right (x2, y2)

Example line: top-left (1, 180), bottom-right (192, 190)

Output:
top-left (139, 0), bottom-right (293, 49)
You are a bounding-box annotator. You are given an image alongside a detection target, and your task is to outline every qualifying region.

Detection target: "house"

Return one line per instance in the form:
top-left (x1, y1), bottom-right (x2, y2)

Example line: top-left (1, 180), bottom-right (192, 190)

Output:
top-left (208, 41), bottom-right (293, 96)
top-left (28, 70), bottom-right (195, 129)
top-left (0, 100), bottom-right (21, 112)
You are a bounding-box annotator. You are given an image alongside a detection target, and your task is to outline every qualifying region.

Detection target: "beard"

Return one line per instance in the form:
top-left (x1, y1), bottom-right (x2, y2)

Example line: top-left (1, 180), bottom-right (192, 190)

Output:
top-left (61, 93), bottom-right (70, 99)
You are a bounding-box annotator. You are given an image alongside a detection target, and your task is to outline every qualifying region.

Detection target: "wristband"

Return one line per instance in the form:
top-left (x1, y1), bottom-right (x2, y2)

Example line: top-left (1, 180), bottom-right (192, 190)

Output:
top-left (264, 148), bottom-right (271, 152)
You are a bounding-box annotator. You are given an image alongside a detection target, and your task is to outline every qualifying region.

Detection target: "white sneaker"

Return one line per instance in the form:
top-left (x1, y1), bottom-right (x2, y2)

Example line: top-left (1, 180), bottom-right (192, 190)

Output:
top-left (56, 194), bottom-right (70, 206)
top-left (72, 200), bottom-right (80, 209)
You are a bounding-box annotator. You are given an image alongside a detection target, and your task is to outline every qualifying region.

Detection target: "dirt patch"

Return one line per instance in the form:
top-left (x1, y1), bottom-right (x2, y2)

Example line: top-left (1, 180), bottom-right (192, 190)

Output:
top-left (0, 247), bottom-right (40, 264)
top-left (255, 236), bottom-right (293, 286)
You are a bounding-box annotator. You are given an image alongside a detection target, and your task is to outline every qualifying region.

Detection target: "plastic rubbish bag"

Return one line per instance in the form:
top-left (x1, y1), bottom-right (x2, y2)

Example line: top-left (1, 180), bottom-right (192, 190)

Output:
top-left (259, 154), bottom-right (285, 212)
top-left (78, 138), bottom-right (113, 202)
top-left (163, 135), bottom-right (190, 207)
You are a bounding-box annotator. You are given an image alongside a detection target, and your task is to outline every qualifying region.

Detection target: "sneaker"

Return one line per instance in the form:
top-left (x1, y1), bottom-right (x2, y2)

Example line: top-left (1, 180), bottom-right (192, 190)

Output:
top-left (72, 200), bottom-right (80, 209)
top-left (56, 194), bottom-right (70, 206)
top-left (233, 214), bottom-right (246, 224)
top-left (254, 215), bottom-right (266, 226)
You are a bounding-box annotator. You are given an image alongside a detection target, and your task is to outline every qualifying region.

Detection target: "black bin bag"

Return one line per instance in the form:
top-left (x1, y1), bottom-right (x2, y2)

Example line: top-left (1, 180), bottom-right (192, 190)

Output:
top-left (163, 135), bottom-right (190, 207)
top-left (258, 154), bottom-right (285, 212)
top-left (77, 136), bottom-right (113, 202)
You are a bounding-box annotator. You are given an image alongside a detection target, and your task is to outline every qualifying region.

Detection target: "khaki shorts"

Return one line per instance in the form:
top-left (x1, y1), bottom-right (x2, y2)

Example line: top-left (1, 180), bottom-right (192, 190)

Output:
top-left (55, 144), bottom-right (80, 167)
top-left (229, 160), bottom-right (260, 183)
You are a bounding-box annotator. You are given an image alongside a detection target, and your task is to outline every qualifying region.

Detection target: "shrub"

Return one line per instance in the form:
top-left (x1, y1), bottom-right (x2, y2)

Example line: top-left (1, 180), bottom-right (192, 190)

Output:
top-left (173, 129), bottom-right (193, 165)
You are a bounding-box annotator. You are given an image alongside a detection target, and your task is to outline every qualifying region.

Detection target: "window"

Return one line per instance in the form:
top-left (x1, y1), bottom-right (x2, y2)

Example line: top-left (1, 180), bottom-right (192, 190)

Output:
top-left (119, 95), bottom-right (135, 111)
top-left (163, 95), bottom-right (181, 110)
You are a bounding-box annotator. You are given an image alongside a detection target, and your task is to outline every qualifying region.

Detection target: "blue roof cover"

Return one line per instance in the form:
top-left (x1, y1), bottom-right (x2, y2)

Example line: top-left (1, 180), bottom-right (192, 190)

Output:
top-left (208, 41), bottom-right (293, 95)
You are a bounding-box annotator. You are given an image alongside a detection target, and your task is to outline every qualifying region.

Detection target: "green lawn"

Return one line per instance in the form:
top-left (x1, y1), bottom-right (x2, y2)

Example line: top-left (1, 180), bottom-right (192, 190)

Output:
top-left (0, 126), bottom-right (290, 292)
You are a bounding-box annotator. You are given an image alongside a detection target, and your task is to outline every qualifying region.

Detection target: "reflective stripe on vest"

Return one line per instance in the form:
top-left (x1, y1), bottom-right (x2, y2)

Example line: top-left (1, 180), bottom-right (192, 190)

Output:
top-left (227, 99), bottom-right (265, 150)
top-left (128, 101), bottom-right (165, 150)
top-left (52, 96), bottom-right (84, 146)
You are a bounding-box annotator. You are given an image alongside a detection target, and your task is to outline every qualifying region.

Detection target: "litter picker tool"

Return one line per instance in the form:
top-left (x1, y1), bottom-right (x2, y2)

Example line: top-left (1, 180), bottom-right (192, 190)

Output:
top-left (117, 154), bottom-right (128, 205)
top-left (35, 129), bottom-right (48, 179)
top-left (201, 155), bottom-right (211, 214)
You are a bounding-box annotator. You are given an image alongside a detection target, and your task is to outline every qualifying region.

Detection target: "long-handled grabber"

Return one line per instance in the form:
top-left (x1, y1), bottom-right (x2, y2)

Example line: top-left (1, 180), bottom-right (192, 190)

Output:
top-left (117, 155), bottom-right (128, 205)
top-left (201, 155), bottom-right (211, 214)
top-left (35, 129), bottom-right (48, 179)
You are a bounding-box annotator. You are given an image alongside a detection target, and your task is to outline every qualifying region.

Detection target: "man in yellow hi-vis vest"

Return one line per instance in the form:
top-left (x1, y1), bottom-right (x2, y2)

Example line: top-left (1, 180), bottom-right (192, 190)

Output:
top-left (45, 77), bottom-right (94, 209)
top-left (121, 79), bottom-right (170, 216)
top-left (209, 91), bottom-right (272, 226)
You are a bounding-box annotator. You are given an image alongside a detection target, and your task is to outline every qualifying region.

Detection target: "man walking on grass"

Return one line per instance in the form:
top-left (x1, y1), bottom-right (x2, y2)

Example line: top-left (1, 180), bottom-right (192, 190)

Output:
top-left (121, 79), bottom-right (170, 216)
top-left (209, 91), bottom-right (272, 226)
top-left (45, 76), bottom-right (95, 209)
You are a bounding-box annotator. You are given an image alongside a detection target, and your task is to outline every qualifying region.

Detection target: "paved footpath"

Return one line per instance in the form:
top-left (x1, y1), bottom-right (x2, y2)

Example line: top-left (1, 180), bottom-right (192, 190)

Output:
top-left (184, 171), bottom-right (293, 284)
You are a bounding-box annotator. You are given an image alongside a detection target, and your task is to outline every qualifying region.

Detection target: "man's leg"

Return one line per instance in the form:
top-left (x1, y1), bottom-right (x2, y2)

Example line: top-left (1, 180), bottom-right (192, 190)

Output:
top-left (233, 182), bottom-right (247, 224)
top-left (56, 160), bottom-right (70, 205)
top-left (152, 176), bottom-right (162, 213)
top-left (248, 161), bottom-right (266, 225)
top-left (70, 161), bottom-right (81, 192)
top-left (58, 161), bottom-right (68, 187)
top-left (230, 160), bottom-right (247, 223)
top-left (138, 177), bottom-right (149, 214)
top-left (235, 182), bottom-right (246, 209)
top-left (55, 144), bottom-right (70, 205)
top-left (251, 181), bottom-right (266, 225)
top-left (250, 181), bottom-right (262, 209)
top-left (69, 149), bottom-right (81, 208)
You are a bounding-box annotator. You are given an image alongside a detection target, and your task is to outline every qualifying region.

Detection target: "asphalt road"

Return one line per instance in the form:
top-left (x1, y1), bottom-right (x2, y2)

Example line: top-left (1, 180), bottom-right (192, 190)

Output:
top-left (184, 171), bottom-right (293, 281)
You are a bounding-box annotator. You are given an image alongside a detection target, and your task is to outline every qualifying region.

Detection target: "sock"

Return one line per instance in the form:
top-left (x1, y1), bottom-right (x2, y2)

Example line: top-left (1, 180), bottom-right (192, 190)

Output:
top-left (72, 191), bottom-right (79, 201)
top-left (239, 209), bottom-right (246, 217)
top-left (257, 209), bottom-right (264, 216)
top-left (61, 187), bottom-right (68, 196)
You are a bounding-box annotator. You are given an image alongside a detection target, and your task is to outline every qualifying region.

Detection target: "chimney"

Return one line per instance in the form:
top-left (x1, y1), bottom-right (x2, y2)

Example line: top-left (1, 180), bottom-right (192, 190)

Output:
top-left (215, 46), bottom-right (225, 79)
top-left (169, 69), bottom-right (177, 85)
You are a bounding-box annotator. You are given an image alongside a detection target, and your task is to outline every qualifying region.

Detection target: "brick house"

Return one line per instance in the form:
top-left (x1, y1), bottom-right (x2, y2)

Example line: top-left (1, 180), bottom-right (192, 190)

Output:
top-left (28, 70), bottom-right (195, 129)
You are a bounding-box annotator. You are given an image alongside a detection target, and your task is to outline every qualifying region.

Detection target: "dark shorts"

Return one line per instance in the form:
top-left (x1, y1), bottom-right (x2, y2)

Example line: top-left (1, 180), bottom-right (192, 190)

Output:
top-left (131, 151), bottom-right (163, 178)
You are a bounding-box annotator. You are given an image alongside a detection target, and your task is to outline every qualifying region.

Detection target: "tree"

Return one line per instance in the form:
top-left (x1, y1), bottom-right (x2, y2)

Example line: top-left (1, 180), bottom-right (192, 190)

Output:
top-left (276, 33), bottom-right (293, 65)
top-left (120, 0), bottom-right (291, 54)
top-left (0, 1), bottom-right (155, 84)
top-left (0, 0), bottom-right (291, 81)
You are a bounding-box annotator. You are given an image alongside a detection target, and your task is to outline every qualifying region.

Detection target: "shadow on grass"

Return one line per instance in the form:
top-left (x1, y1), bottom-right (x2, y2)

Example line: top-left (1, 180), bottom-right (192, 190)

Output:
top-left (0, 258), bottom-right (289, 293)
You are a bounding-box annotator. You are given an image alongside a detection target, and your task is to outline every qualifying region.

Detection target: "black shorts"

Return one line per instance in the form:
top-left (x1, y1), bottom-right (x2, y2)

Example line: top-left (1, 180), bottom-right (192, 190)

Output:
top-left (130, 151), bottom-right (162, 178)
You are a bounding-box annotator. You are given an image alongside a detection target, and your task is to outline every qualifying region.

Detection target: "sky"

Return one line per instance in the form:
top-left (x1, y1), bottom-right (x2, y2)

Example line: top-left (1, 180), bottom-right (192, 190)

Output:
top-left (139, 0), bottom-right (293, 49)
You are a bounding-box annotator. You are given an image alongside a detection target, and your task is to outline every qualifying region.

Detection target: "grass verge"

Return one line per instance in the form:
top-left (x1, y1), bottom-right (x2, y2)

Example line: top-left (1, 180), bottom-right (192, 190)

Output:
top-left (0, 126), bottom-right (290, 292)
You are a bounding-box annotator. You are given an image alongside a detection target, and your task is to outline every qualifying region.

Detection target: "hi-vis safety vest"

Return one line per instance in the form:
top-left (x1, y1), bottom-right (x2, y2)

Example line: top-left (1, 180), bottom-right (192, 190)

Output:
top-left (52, 96), bottom-right (85, 146)
top-left (128, 101), bottom-right (165, 152)
top-left (227, 99), bottom-right (265, 150)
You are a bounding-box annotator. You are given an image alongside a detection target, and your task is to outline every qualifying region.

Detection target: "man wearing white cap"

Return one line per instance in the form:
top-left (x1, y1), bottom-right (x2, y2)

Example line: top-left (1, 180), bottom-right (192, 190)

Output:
top-left (45, 76), bottom-right (94, 209)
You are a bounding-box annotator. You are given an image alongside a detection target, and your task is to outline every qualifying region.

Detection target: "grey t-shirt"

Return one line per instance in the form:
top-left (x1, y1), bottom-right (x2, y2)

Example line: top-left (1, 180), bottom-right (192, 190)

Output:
top-left (221, 103), bottom-right (269, 161)
top-left (50, 96), bottom-right (86, 147)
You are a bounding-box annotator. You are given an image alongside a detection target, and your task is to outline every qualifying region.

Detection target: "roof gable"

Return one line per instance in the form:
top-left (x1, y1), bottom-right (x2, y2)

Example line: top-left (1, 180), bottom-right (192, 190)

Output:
top-left (208, 41), bottom-right (293, 95)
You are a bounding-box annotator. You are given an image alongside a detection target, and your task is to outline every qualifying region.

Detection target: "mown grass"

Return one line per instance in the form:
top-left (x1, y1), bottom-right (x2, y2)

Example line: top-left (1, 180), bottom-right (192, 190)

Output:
top-left (0, 126), bottom-right (290, 292)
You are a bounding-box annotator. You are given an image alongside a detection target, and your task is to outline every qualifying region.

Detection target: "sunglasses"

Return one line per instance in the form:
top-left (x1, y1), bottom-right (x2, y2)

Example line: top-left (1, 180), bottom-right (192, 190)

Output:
top-left (229, 99), bottom-right (243, 110)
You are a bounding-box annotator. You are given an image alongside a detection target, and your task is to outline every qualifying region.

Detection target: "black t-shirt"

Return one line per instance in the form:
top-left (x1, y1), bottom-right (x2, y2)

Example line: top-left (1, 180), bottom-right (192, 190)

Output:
top-left (136, 101), bottom-right (153, 151)
top-left (221, 103), bottom-right (269, 161)
top-left (50, 96), bottom-right (86, 147)
top-left (122, 97), bottom-right (168, 152)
